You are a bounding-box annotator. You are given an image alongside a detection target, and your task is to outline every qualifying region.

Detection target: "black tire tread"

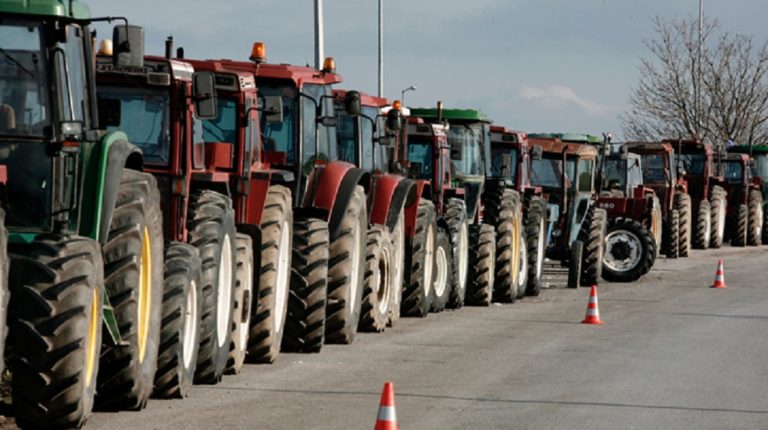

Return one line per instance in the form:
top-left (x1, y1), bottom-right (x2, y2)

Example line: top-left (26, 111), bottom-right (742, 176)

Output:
top-left (465, 224), bottom-right (496, 306)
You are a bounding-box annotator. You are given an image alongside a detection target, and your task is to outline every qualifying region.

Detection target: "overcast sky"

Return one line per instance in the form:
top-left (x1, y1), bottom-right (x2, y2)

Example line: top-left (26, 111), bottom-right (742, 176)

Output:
top-left (91, 0), bottom-right (767, 139)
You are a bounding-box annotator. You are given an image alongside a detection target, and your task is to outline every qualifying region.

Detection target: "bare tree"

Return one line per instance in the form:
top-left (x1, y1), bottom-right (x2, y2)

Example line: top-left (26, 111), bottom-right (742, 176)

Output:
top-left (621, 16), bottom-right (768, 148)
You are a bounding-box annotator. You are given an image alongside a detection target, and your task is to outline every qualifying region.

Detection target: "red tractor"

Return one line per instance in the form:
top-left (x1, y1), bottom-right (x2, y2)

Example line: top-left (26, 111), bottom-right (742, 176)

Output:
top-left (664, 139), bottom-right (728, 250)
top-left (333, 89), bottom-right (415, 330)
top-left (96, 47), bottom-right (247, 394)
top-left (625, 142), bottom-right (699, 258)
top-left (213, 44), bottom-right (369, 347)
top-left (389, 113), bottom-right (471, 315)
top-left (594, 140), bottom-right (662, 282)
top-left (488, 127), bottom-right (547, 296)
top-left (720, 153), bottom-right (763, 246)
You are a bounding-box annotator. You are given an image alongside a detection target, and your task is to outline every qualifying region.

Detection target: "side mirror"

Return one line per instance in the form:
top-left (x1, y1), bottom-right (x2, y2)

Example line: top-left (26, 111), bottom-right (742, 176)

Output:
top-left (385, 108), bottom-right (401, 132)
top-left (344, 91), bottom-right (362, 116)
top-left (192, 72), bottom-right (218, 120)
top-left (531, 145), bottom-right (543, 160)
top-left (113, 25), bottom-right (144, 68)
top-left (450, 140), bottom-right (463, 161)
top-left (263, 96), bottom-right (284, 123)
top-left (97, 97), bottom-right (121, 127)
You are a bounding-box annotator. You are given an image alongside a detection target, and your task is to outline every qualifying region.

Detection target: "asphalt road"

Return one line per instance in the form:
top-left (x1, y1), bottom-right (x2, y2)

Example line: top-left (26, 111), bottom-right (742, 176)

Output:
top-left (15, 245), bottom-right (768, 429)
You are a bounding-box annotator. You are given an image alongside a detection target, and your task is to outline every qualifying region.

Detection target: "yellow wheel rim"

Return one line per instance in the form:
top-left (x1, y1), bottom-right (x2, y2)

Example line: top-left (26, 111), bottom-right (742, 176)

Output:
top-left (511, 211), bottom-right (521, 286)
top-left (138, 226), bottom-right (152, 363)
top-left (85, 288), bottom-right (100, 387)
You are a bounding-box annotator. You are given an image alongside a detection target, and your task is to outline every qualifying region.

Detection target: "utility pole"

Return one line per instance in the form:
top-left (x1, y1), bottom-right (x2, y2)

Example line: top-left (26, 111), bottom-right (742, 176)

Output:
top-left (314, 0), bottom-right (324, 70)
top-left (378, 0), bottom-right (384, 97)
top-left (697, 0), bottom-right (703, 141)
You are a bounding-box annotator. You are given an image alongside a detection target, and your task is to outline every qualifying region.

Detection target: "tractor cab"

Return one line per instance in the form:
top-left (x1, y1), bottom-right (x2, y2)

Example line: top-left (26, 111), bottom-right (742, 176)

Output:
top-left (662, 138), bottom-right (721, 204)
top-left (488, 126), bottom-right (538, 193)
top-left (600, 153), bottom-right (644, 198)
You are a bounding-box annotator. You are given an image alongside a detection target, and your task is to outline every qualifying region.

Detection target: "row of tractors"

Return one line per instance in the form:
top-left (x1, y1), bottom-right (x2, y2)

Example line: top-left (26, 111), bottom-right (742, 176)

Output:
top-left (0, 3), bottom-right (766, 429)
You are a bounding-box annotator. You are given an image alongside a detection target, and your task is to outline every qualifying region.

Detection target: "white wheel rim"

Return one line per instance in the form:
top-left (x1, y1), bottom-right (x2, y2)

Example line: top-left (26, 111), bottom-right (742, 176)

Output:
top-left (348, 217), bottom-right (363, 312)
top-left (604, 229), bottom-right (642, 272)
top-left (423, 224), bottom-right (435, 297)
top-left (518, 235), bottom-right (528, 290)
top-left (182, 280), bottom-right (198, 368)
top-left (274, 220), bottom-right (291, 334)
top-left (717, 203), bottom-right (726, 239)
top-left (756, 206), bottom-right (764, 239)
top-left (535, 218), bottom-right (545, 278)
top-left (376, 241), bottom-right (391, 315)
top-left (237, 258), bottom-right (253, 352)
top-left (433, 243), bottom-right (448, 297)
top-left (216, 234), bottom-right (234, 348)
top-left (457, 222), bottom-right (469, 292)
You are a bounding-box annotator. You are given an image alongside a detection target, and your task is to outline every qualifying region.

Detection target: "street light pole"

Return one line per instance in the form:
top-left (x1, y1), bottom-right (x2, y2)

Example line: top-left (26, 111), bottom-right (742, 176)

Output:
top-left (401, 85), bottom-right (416, 106)
top-left (378, 0), bottom-right (384, 97)
top-left (314, 0), bottom-right (324, 70)
top-left (697, 0), bottom-right (703, 140)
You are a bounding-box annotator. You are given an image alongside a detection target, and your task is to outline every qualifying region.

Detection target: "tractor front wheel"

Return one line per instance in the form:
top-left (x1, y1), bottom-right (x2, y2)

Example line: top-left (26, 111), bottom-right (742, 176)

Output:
top-left (602, 218), bottom-right (657, 282)
top-left (465, 224), bottom-right (496, 305)
top-left (430, 228), bottom-right (453, 312)
top-left (748, 190), bottom-right (763, 246)
top-left (484, 188), bottom-right (522, 303)
top-left (401, 199), bottom-right (436, 317)
top-left (675, 193), bottom-right (692, 257)
top-left (567, 240), bottom-right (583, 289)
top-left (693, 199), bottom-right (711, 250)
top-left (733, 204), bottom-right (749, 247)
top-left (445, 199), bottom-right (469, 309)
top-left (665, 210), bottom-right (680, 258)
top-left (359, 225), bottom-right (394, 331)
top-left (709, 187), bottom-right (726, 248)
top-left (524, 196), bottom-right (546, 297)
top-left (225, 233), bottom-right (254, 374)
top-left (579, 206), bottom-right (607, 286)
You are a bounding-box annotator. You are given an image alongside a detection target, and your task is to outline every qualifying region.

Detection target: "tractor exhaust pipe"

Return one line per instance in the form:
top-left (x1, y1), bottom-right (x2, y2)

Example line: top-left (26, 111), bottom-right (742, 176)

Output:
top-left (176, 47), bottom-right (184, 59)
top-left (165, 36), bottom-right (173, 59)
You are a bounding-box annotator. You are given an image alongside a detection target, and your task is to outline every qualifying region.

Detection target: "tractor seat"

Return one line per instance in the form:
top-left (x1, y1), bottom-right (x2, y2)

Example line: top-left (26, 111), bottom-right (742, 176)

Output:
top-left (0, 104), bottom-right (16, 132)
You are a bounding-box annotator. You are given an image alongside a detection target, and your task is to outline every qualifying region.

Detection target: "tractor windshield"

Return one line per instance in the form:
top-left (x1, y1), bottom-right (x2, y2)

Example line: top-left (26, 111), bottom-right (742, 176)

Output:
top-left (723, 161), bottom-right (743, 184)
top-left (490, 145), bottom-right (518, 184)
top-left (98, 86), bottom-right (171, 165)
top-left (603, 158), bottom-right (627, 191)
top-left (258, 81), bottom-right (297, 165)
top-left (0, 22), bottom-right (51, 136)
top-left (407, 138), bottom-right (433, 180)
top-left (531, 158), bottom-right (563, 189)
top-left (639, 153), bottom-right (667, 184)
top-left (566, 158), bottom-right (594, 192)
top-left (448, 125), bottom-right (483, 178)
top-left (677, 152), bottom-right (705, 175)
top-left (336, 106), bottom-right (381, 171)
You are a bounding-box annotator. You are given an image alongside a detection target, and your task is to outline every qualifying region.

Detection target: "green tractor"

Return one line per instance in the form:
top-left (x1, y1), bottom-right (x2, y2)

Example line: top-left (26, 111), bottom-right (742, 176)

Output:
top-left (0, 2), bottom-right (165, 427)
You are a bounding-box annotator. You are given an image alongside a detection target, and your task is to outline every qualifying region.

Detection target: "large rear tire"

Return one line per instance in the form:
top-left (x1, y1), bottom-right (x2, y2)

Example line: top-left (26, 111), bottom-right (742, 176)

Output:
top-left (465, 224), bottom-right (496, 306)
top-left (579, 206), bottom-right (606, 286)
top-left (188, 190), bottom-right (237, 384)
top-left (485, 188), bottom-right (522, 303)
top-left (359, 225), bottom-right (393, 331)
top-left (709, 187), bottom-right (726, 248)
top-left (282, 216), bottom-right (328, 353)
top-left (601, 218), bottom-right (656, 282)
top-left (664, 210), bottom-right (680, 258)
top-left (153, 242), bottom-right (202, 399)
top-left (748, 189), bottom-right (763, 246)
top-left (675, 193), bottom-right (692, 257)
top-left (10, 235), bottom-right (103, 429)
top-left (401, 199), bottom-right (436, 317)
top-left (225, 234), bottom-right (254, 374)
top-left (326, 186), bottom-right (367, 344)
top-left (248, 185), bottom-right (292, 362)
top-left (430, 228), bottom-right (452, 312)
top-left (97, 169), bottom-right (164, 410)
top-left (524, 196), bottom-right (546, 297)
top-left (733, 203), bottom-right (749, 247)
top-left (693, 199), bottom-right (711, 250)
top-left (444, 199), bottom-right (469, 309)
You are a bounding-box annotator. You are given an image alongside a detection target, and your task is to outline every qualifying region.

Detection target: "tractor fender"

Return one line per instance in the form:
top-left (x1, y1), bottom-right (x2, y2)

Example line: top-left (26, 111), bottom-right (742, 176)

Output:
top-left (385, 178), bottom-right (416, 232)
top-left (404, 179), bottom-right (433, 238)
top-left (322, 166), bottom-right (371, 238)
top-left (369, 174), bottom-right (415, 231)
top-left (97, 133), bottom-right (143, 244)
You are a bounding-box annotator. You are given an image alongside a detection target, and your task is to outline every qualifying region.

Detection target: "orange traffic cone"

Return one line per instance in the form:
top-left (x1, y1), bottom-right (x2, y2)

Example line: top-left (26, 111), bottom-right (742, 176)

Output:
top-left (710, 259), bottom-right (728, 289)
top-left (374, 382), bottom-right (398, 430)
top-left (582, 285), bottom-right (603, 325)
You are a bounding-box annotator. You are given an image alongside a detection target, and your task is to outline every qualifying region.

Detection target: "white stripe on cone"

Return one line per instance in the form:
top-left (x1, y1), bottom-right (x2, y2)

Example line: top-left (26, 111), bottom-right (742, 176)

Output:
top-left (377, 406), bottom-right (397, 422)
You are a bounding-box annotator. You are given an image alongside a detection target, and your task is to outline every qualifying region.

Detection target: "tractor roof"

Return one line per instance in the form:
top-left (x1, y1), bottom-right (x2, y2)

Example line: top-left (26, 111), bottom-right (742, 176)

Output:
top-left (0, 0), bottom-right (90, 19)
top-left (409, 107), bottom-right (492, 124)
top-left (528, 137), bottom-right (598, 159)
top-left (529, 133), bottom-right (602, 144)
top-left (722, 153), bottom-right (750, 163)
top-left (333, 89), bottom-right (388, 108)
top-left (661, 138), bottom-right (713, 154)
top-left (97, 55), bottom-right (195, 83)
top-left (730, 144), bottom-right (768, 155)
top-left (624, 141), bottom-right (675, 154)
top-left (490, 125), bottom-right (527, 146)
top-left (212, 59), bottom-right (342, 87)
top-left (184, 59), bottom-right (256, 91)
